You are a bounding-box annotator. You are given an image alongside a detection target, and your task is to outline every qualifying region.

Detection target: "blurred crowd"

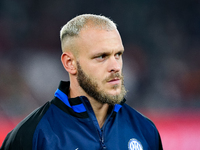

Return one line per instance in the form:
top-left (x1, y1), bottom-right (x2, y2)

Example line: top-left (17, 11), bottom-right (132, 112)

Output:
top-left (0, 0), bottom-right (200, 118)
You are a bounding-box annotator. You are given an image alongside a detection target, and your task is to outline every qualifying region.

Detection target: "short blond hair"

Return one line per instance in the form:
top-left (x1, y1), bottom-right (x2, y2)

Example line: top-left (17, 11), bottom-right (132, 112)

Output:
top-left (60, 14), bottom-right (117, 53)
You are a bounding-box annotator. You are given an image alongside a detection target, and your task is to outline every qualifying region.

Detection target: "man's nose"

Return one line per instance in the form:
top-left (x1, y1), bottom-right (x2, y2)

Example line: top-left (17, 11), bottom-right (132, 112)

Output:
top-left (108, 57), bottom-right (121, 73)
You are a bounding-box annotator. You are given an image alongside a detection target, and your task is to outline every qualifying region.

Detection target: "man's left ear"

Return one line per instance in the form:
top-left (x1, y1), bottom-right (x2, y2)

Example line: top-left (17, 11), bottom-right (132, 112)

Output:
top-left (61, 52), bottom-right (77, 75)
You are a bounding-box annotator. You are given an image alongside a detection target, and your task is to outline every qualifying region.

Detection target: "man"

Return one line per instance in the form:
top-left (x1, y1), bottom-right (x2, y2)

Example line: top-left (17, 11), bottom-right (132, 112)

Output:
top-left (1, 14), bottom-right (163, 150)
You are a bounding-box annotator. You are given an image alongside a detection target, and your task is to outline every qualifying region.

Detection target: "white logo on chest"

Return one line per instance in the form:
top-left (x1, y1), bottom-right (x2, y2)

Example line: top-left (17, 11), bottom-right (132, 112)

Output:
top-left (128, 138), bottom-right (143, 150)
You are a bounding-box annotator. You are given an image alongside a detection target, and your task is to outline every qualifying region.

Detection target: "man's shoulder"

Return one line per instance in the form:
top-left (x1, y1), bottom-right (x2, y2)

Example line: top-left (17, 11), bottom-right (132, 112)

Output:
top-left (118, 104), bottom-right (162, 150)
top-left (119, 103), bottom-right (163, 149)
top-left (120, 103), bottom-right (157, 129)
top-left (1, 101), bottom-right (51, 150)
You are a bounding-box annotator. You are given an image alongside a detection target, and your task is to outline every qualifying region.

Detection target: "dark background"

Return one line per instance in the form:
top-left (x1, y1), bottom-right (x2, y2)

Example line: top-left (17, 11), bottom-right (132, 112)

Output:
top-left (0, 0), bottom-right (200, 149)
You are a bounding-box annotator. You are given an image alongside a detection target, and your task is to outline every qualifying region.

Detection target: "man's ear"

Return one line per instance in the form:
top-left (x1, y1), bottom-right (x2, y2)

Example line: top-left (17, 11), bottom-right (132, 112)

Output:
top-left (61, 52), bottom-right (77, 75)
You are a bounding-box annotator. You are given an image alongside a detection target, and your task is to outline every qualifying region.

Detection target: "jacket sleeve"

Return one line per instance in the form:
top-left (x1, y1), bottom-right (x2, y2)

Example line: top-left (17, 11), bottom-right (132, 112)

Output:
top-left (158, 131), bottom-right (163, 150)
top-left (1, 102), bottom-right (50, 150)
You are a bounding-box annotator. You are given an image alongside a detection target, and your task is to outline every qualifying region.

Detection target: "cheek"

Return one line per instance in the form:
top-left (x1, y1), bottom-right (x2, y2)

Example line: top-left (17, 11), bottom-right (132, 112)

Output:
top-left (79, 60), bottom-right (107, 81)
top-left (83, 66), bottom-right (103, 81)
top-left (92, 72), bottom-right (104, 81)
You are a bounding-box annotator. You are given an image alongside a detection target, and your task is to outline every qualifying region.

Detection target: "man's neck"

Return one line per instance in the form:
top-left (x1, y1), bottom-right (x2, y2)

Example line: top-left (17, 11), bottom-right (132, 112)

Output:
top-left (88, 98), bottom-right (110, 128)
top-left (69, 84), bottom-right (110, 128)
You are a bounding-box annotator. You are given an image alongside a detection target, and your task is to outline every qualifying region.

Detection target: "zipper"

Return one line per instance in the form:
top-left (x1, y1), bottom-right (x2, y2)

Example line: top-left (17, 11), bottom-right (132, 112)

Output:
top-left (80, 96), bottom-right (114, 150)
top-left (100, 128), bottom-right (106, 149)
top-left (99, 106), bottom-right (115, 149)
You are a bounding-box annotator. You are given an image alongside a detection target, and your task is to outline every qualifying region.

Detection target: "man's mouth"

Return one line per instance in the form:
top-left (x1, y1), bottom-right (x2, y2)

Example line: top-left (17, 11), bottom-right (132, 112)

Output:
top-left (104, 73), bottom-right (123, 85)
top-left (107, 78), bottom-right (121, 84)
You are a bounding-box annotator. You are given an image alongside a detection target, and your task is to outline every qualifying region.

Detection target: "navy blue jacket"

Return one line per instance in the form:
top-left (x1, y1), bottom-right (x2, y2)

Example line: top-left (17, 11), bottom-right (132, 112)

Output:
top-left (1, 81), bottom-right (163, 150)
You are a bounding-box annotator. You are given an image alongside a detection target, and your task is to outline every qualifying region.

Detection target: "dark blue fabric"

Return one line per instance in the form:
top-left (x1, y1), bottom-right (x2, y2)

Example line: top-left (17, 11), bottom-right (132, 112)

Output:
top-left (1, 81), bottom-right (162, 150)
top-left (114, 104), bottom-right (122, 112)
top-left (32, 90), bottom-right (162, 150)
top-left (54, 89), bottom-right (86, 113)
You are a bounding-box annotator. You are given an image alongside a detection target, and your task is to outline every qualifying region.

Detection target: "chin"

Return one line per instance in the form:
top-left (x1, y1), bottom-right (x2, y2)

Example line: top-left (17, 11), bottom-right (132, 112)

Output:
top-left (109, 89), bottom-right (121, 96)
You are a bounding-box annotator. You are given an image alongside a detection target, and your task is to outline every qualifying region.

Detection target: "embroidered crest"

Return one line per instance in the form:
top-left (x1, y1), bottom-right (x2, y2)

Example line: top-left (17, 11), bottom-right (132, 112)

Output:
top-left (128, 138), bottom-right (143, 150)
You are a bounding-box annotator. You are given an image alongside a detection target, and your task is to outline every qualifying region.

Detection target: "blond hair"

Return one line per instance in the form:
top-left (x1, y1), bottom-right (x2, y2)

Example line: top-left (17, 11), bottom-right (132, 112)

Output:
top-left (60, 14), bottom-right (117, 54)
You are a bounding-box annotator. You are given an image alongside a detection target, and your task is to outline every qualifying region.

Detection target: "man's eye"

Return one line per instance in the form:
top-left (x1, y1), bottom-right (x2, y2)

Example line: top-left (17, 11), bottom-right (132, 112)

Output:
top-left (115, 53), bottom-right (122, 59)
top-left (96, 54), bottom-right (106, 61)
top-left (97, 55), bottom-right (104, 59)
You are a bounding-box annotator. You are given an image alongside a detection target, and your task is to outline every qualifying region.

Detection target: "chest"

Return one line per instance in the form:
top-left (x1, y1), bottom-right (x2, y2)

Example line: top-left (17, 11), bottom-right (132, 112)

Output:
top-left (33, 114), bottom-right (150, 150)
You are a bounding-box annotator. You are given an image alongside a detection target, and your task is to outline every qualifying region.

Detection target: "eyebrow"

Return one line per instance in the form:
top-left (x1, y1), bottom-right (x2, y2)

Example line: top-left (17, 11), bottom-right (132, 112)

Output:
top-left (93, 52), bottom-right (110, 57)
top-left (92, 49), bottom-right (124, 57)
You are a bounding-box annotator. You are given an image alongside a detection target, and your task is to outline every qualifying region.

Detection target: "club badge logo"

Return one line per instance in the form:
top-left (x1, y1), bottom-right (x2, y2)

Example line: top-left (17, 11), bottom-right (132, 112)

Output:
top-left (128, 138), bottom-right (143, 150)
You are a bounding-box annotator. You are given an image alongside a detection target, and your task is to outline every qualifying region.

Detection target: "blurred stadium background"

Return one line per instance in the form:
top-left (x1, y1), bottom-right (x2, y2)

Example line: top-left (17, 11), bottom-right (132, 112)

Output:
top-left (0, 0), bottom-right (200, 149)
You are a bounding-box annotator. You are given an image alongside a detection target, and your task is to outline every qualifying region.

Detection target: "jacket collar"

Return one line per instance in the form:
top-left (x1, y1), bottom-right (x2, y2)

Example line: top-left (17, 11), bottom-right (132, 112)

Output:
top-left (51, 81), bottom-right (125, 118)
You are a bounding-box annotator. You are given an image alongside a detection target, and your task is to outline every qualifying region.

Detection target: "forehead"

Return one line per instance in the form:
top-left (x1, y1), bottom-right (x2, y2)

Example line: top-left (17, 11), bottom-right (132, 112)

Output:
top-left (77, 28), bottom-right (124, 56)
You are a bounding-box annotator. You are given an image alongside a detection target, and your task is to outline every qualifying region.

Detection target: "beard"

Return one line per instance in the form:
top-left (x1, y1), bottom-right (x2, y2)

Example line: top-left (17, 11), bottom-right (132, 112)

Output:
top-left (76, 61), bottom-right (127, 105)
